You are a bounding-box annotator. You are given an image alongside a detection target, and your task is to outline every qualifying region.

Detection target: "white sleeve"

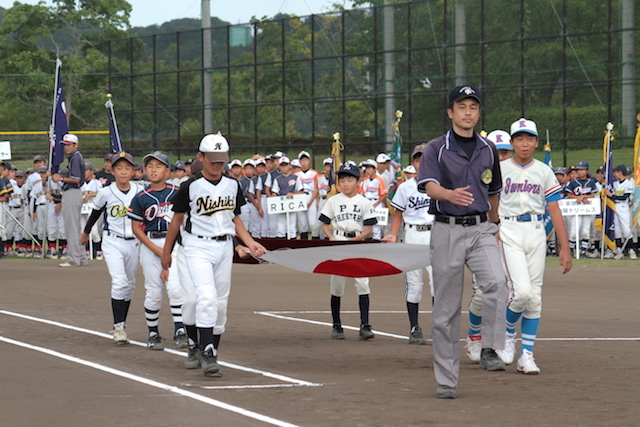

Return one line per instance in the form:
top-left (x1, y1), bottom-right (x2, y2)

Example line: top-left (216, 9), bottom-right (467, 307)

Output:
top-left (295, 176), bottom-right (303, 192)
top-left (272, 178), bottom-right (280, 194)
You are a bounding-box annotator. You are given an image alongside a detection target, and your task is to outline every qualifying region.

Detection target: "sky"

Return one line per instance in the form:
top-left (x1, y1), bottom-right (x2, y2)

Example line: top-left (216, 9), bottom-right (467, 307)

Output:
top-left (0, 1), bottom-right (356, 27)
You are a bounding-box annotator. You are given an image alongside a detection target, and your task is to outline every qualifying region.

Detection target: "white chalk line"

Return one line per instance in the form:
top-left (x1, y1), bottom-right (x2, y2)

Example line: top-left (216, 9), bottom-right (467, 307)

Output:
top-left (0, 335), bottom-right (298, 427)
top-left (255, 310), bottom-right (640, 342)
top-left (0, 310), bottom-right (322, 388)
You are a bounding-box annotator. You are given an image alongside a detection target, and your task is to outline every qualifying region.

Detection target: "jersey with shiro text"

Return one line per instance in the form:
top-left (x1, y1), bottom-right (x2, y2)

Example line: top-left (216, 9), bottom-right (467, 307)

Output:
top-left (499, 158), bottom-right (563, 217)
top-left (319, 192), bottom-right (377, 233)
top-left (92, 182), bottom-right (144, 238)
top-left (170, 173), bottom-right (245, 238)
top-left (390, 177), bottom-right (434, 225)
top-left (128, 184), bottom-right (179, 232)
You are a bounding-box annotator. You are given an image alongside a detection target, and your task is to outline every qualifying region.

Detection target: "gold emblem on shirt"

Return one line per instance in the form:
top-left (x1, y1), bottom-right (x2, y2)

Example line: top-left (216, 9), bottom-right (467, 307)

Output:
top-left (481, 168), bottom-right (493, 184)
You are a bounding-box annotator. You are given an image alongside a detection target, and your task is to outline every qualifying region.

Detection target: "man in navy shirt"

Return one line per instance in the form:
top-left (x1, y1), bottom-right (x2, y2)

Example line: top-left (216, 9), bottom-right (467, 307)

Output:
top-left (53, 133), bottom-right (87, 267)
top-left (417, 85), bottom-right (508, 399)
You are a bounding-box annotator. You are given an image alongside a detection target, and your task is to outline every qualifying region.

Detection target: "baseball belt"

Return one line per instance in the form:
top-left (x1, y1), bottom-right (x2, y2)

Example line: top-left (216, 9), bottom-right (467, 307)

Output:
top-left (195, 234), bottom-right (230, 241)
top-left (147, 231), bottom-right (168, 239)
top-left (406, 224), bottom-right (432, 231)
top-left (435, 212), bottom-right (487, 227)
top-left (502, 214), bottom-right (544, 222)
top-left (334, 230), bottom-right (357, 238)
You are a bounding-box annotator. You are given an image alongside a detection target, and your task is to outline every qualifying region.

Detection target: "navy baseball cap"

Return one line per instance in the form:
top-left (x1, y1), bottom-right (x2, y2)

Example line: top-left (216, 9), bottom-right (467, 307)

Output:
top-left (448, 85), bottom-right (482, 105)
top-left (111, 151), bottom-right (135, 167)
top-left (143, 151), bottom-right (170, 167)
top-left (613, 164), bottom-right (631, 175)
top-left (553, 166), bottom-right (567, 175)
top-left (174, 160), bottom-right (186, 171)
top-left (337, 162), bottom-right (360, 179)
top-left (575, 161), bottom-right (589, 170)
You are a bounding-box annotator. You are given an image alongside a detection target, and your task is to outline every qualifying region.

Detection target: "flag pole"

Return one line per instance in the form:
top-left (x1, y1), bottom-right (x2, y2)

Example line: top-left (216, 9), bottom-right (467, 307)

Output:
top-left (601, 122), bottom-right (615, 259)
top-left (48, 58), bottom-right (62, 172)
top-left (105, 93), bottom-right (123, 153)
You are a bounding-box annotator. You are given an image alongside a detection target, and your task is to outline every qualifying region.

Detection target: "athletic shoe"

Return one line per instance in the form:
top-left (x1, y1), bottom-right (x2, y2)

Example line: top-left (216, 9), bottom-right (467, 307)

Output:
top-left (585, 249), bottom-right (599, 258)
top-left (479, 348), bottom-right (506, 371)
top-left (96, 251), bottom-right (104, 261)
top-left (603, 250), bottom-right (614, 259)
top-left (147, 334), bottom-right (164, 351)
top-left (465, 334), bottom-right (482, 363)
top-left (359, 324), bottom-right (375, 340)
top-left (46, 249), bottom-right (57, 259)
top-left (331, 324), bottom-right (345, 340)
top-left (16, 248), bottom-right (26, 257)
top-left (59, 262), bottom-right (75, 267)
top-left (436, 385), bottom-right (456, 399)
top-left (497, 332), bottom-right (517, 365)
top-left (200, 347), bottom-right (221, 377)
top-left (409, 326), bottom-right (426, 345)
top-left (614, 249), bottom-right (624, 260)
top-left (517, 349), bottom-right (540, 374)
top-left (629, 249), bottom-right (637, 260)
top-left (110, 322), bottom-right (129, 345)
top-left (184, 345), bottom-right (201, 369)
top-left (25, 249), bottom-right (33, 258)
top-left (173, 329), bottom-right (188, 349)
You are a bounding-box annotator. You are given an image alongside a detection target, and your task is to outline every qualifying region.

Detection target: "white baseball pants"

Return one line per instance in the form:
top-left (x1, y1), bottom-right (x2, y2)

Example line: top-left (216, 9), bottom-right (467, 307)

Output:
top-left (102, 232), bottom-right (139, 301)
top-left (139, 237), bottom-right (184, 312)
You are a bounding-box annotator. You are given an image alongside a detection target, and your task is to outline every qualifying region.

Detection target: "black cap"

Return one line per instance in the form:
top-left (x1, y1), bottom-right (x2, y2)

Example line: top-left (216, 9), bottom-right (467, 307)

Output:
top-left (33, 155), bottom-right (46, 163)
top-left (448, 85), bottom-right (482, 105)
top-left (337, 162), bottom-right (360, 179)
top-left (575, 160), bottom-right (589, 170)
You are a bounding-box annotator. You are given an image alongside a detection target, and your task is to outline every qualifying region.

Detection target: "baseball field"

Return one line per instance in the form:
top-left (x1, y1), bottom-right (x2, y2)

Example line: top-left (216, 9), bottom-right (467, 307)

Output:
top-left (0, 257), bottom-right (638, 426)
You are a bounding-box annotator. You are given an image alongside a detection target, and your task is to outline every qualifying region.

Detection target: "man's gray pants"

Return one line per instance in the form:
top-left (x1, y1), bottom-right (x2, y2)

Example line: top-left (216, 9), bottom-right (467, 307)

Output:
top-left (62, 188), bottom-right (87, 267)
top-left (430, 219), bottom-right (507, 388)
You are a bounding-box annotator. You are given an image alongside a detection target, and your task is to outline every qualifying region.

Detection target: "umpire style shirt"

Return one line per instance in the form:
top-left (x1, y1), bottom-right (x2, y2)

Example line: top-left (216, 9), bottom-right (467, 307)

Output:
top-left (417, 130), bottom-right (502, 216)
top-left (64, 150), bottom-right (86, 190)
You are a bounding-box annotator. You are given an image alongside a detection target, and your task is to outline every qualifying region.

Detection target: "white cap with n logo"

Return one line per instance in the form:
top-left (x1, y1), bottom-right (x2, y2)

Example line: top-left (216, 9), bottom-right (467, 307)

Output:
top-left (199, 132), bottom-right (230, 162)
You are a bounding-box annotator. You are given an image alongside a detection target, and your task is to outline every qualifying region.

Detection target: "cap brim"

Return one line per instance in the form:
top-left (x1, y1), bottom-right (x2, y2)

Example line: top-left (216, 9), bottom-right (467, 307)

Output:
top-left (451, 94), bottom-right (481, 104)
top-left (511, 129), bottom-right (538, 137)
top-left (204, 152), bottom-right (230, 163)
top-left (142, 154), bottom-right (169, 167)
top-left (495, 144), bottom-right (513, 150)
top-left (112, 157), bottom-right (135, 167)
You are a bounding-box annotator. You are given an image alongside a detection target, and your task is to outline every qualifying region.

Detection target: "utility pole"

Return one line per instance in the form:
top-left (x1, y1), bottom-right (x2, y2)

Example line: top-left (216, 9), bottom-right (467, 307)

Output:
top-left (202, 0), bottom-right (213, 134)
top-left (621, 0), bottom-right (635, 137)
top-left (383, 0), bottom-right (396, 151)
top-left (454, 0), bottom-right (467, 85)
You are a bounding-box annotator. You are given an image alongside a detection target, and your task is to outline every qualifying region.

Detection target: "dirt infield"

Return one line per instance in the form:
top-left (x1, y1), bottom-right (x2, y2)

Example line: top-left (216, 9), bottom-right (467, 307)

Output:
top-left (1, 257), bottom-right (638, 426)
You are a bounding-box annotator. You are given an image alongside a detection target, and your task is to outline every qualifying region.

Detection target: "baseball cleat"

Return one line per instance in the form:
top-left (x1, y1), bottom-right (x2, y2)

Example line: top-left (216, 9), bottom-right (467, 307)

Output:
top-left (147, 334), bottom-right (165, 351)
top-left (436, 385), bottom-right (456, 399)
top-left (184, 345), bottom-right (202, 369)
top-left (359, 324), bottom-right (375, 340)
top-left (200, 348), bottom-right (220, 377)
top-left (465, 334), bottom-right (482, 362)
top-left (110, 322), bottom-right (129, 345)
top-left (629, 249), bottom-right (637, 260)
top-left (409, 326), bottom-right (426, 345)
top-left (173, 329), bottom-right (189, 349)
top-left (614, 249), bottom-right (624, 260)
top-left (497, 332), bottom-right (517, 365)
top-left (331, 324), bottom-right (345, 339)
top-left (479, 348), bottom-right (506, 371)
top-left (59, 262), bottom-right (75, 267)
top-left (517, 349), bottom-right (540, 374)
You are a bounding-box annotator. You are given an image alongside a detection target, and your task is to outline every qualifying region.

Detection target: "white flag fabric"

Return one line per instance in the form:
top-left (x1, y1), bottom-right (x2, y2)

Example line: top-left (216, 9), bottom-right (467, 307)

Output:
top-left (259, 243), bottom-right (429, 277)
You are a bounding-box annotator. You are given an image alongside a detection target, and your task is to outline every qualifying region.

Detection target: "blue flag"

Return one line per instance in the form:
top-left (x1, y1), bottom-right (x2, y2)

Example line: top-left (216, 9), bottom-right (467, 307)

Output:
top-left (105, 97), bottom-right (123, 153)
top-left (602, 125), bottom-right (616, 250)
top-left (49, 59), bottom-right (68, 174)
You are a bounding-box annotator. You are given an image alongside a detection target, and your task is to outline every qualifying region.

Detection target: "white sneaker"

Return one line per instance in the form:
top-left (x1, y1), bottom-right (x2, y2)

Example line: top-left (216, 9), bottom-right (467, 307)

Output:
top-left (465, 334), bottom-right (482, 363)
top-left (614, 248), bottom-right (624, 260)
top-left (497, 332), bottom-right (517, 365)
top-left (110, 322), bottom-right (129, 345)
top-left (517, 349), bottom-right (540, 374)
top-left (603, 250), bottom-right (614, 259)
top-left (629, 249), bottom-right (637, 260)
top-left (585, 249), bottom-right (599, 259)
top-left (59, 262), bottom-right (74, 267)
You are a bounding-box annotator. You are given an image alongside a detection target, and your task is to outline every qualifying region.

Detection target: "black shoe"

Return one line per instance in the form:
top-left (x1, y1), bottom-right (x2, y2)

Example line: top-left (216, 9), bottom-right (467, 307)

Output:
top-left (331, 324), bottom-right (345, 339)
top-left (479, 348), bottom-right (506, 371)
top-left (359, 324), bottom-right (374, 340)
top-left (147, 334), bottom-right (164, 351)
top-left (436, 385), bottom-right (457, 399)
top-left (409, 326), bottom-right (426, 345)
top-left (200, 347), bottom-right (220, 377)
top-left (184, 345), bottom-right (201, 369)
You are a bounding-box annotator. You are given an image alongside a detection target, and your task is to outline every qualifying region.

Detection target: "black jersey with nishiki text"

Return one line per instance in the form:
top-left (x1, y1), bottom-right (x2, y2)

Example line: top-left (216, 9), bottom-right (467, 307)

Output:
top-left (170, 173), bottom-right (245, 238)
top-left (127, 184), bottom-right (179, 232)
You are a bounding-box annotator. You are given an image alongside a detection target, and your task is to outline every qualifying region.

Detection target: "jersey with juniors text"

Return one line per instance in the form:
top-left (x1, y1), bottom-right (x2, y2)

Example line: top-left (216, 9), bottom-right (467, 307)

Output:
top-left (297, 168), bottom-right (318, 195)
top-left (390, 177), bottom-right (434, 225)
top-left (565, 177), bottom-right (598, 198)
top-left (612, 178), bottom-right (634, 204)
top-left (170, 173), bottom-right (244, 238)
top-left (499, 158), bottom-right (563, 217)
top-left (359, 175), bottom-right (387, 201)
top-left (127, 184), bottom-right (179, 232)
top-left (271, 173), bottom-right (303, 196)
top-left (319, 192), bottom-right (377, 234)
top-left (91, 182), bottom-right (144, 238)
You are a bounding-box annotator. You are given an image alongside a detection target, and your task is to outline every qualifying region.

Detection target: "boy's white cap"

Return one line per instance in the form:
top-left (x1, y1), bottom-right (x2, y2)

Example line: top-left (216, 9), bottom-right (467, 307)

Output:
top-left (376, 153), bottom-right (391, 163)
top-left (229, 159), bottom-right (242, 167)
top-left (345, 160), bottom-right (357, 167)
top-left (403, 165), bottom-right (417, 174)
top-left (199, 132), bottom-right (230, 162)
top-left (61, 134), bottom-right (79, 144)
top-left (243, 159), bottom-right (255, 167)
top-left (279, 156), bottom-right (291, 165)
top-left (323, 157), bottom-right (333, 165)
top-left (255, 158), bottom-right (266, 166)
top-left (362, 159), bottom-right (377, 168)
top-left (510, 118), bottom-right (538, 137)
top-left (298, 150), bottom-right (311, 159)
top-left (291, 159), bottom-right (301, 168)
top-left (486, 130), bottom-right (513, 151)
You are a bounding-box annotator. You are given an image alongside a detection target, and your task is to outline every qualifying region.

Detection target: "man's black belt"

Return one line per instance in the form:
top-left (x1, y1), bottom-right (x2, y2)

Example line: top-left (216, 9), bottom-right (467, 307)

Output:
top-left (196, 234), bottom-right (230, 241)
top-left (435, 212), bottom-right (487, 227)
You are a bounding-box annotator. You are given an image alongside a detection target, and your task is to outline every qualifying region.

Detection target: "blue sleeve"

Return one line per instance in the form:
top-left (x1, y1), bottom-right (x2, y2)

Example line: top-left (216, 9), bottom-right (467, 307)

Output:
top-left (546, 193), bottom-right (562, 203)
